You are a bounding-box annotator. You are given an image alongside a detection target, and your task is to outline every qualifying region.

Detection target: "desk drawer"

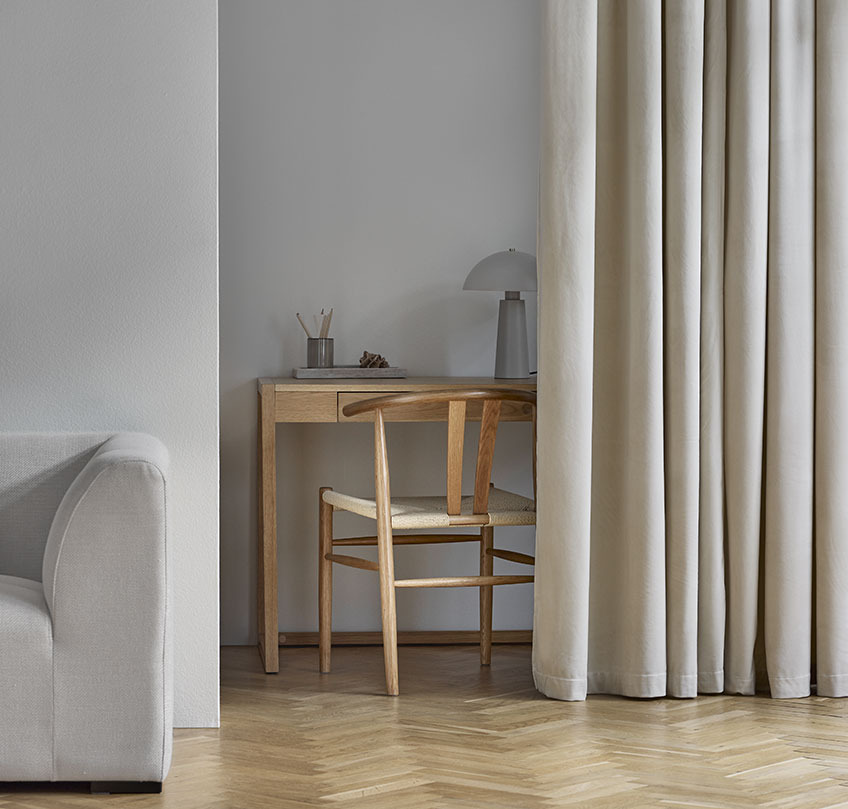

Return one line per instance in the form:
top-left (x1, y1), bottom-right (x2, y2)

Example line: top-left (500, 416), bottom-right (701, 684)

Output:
top-left (275, 391), bottom-right (338, 422)
top-left (338, 393), bottom-right (534, 423)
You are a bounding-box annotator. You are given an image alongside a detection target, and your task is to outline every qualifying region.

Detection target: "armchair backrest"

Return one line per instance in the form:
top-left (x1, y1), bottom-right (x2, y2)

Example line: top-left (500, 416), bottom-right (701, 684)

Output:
top-left (0, 433), bottom-right (108, 581)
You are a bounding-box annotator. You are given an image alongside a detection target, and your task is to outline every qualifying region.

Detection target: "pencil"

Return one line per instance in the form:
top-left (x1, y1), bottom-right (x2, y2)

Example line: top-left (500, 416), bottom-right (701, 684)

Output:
top-left (296, 312), bottom-right (312, 338)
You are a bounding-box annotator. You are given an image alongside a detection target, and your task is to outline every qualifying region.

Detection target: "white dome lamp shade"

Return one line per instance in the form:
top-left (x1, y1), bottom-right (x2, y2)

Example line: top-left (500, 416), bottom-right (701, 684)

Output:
top-left (463, 249), bottom-right (537, 379)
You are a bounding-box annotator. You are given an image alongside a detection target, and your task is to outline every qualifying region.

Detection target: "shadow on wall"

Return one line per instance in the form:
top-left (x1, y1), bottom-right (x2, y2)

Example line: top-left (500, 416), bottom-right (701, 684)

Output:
top-left (0, 443), bottom-right (101, 582)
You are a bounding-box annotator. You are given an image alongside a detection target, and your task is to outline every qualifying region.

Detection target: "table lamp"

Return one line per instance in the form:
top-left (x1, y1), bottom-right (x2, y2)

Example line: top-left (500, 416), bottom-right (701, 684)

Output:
top-left (463, 248), bottom-right (537, 379)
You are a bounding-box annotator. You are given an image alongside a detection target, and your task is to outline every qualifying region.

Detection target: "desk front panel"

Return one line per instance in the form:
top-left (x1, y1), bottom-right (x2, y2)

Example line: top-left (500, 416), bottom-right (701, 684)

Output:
top-left (265, 377), bottom-right (537, 424)
top-left (274, 391), bottom-right (338, 422)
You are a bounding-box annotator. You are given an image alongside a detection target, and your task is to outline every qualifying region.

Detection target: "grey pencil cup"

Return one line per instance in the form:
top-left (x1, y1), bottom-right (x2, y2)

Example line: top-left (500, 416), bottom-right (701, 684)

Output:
top-left (307, 338), bottom-right (334, 368)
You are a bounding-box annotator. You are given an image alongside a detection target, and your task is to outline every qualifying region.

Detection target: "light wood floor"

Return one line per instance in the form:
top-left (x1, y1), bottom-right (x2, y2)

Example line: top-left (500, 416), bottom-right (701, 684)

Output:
top-left (3, 645), bottom-right (848, 808)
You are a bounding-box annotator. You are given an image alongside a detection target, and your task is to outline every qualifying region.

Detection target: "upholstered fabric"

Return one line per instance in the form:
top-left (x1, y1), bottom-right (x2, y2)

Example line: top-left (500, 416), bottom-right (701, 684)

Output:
top-left (0, 575), bottom-right (52, 781)
top-left (0, 434), bottom-right (106, 581)
top-left (323, 486), bottom-right (535, 528)
top-left (46, 433), bottom-right (171, 781)
top-left (0, 573), bottom-right (42, 593)
top-left (0, 433), bottom-right (172, 783)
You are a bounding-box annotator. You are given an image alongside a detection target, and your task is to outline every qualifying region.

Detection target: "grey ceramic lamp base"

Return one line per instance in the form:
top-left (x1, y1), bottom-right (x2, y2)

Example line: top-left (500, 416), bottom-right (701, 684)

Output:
top-left (494, 294), bottom-right (530, 379)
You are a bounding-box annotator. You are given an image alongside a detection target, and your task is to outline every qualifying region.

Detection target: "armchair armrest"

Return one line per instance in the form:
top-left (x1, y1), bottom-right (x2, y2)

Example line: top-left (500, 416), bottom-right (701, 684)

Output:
top-left (42, 432), bottom-right (172, 782)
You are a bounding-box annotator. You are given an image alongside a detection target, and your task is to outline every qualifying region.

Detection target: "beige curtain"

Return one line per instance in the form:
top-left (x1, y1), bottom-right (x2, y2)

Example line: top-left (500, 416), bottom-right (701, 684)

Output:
top-left (534, 0), bottom-right (848, 700)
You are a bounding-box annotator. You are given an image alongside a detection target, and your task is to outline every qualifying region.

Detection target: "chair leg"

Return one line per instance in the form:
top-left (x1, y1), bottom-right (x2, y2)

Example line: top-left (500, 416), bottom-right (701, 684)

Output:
top-left (480, 525), bottom-right (494, 665)
top-left (373, 410), bottom-right (399, 695)
top-left (319, 487), bottom-right (333, 673)
top-left (376, 522), bottom-right (399, 696)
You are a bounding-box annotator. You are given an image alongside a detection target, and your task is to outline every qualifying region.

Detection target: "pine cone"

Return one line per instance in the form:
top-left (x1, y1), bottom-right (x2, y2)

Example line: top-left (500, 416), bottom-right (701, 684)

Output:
top-left (359, 351), bottom-right (389, 368)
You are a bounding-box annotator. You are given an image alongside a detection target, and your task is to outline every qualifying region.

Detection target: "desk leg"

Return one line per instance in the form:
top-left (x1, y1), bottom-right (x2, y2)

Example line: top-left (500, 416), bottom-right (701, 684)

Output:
top-left (258, 387), bottom-right (279, 673)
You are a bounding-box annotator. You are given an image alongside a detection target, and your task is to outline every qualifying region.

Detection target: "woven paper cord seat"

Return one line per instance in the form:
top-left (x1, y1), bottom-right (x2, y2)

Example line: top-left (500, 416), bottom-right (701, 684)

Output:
top-left (323, 486), bottom-right (535, 529)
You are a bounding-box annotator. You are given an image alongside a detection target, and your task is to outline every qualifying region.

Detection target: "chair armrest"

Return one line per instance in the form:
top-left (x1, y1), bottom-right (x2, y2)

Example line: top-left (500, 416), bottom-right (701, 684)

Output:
top-left (42, 432), bottom-right (172, 782)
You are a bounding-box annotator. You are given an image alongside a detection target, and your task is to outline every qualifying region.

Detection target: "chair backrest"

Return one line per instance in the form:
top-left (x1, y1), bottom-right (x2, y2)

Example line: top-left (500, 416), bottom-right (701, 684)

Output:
top-left (341, 389), bottom-right (536, 517)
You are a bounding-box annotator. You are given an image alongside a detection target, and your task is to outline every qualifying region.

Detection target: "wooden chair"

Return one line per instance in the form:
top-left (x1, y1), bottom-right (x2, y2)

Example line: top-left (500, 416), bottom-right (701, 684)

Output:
top-left (318, 388), bottom-right (536, 695)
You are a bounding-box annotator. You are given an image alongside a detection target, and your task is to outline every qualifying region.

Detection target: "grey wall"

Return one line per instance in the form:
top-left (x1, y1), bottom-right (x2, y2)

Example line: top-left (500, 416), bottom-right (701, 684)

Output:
top-left (0, 1), bottom-right (219, 727)
top-left (220, 1), bottom-right (540, 643)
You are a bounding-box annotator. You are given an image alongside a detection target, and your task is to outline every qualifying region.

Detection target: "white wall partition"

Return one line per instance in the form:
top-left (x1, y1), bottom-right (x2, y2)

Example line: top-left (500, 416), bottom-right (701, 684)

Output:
top-left (0, 1), bottom-right (219, 727)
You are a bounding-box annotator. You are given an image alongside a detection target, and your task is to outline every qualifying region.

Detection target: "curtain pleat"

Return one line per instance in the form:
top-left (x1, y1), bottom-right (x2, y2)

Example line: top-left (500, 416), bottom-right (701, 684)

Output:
top-left (722, 0), bottom-right (770, 696)
top-left (697, 0), bottom-right (727, 695)
top-left (535, 0), bottom-right (848, 700)
top-left (662, 0), bottom-right (704, 698)
top-left (764, 0), bottom-right (815, 699)
top-left (533, 0), bottom-right (597, 701)
top-left (588, 0), bottom-right (666, 698)
top-left (815, 0), bottom-right (848, 698)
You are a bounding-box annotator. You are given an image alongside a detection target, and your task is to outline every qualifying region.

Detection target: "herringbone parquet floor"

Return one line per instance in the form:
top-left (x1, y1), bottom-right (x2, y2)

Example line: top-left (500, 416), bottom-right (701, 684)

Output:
top-left (3, 645), bottom-right (848, 808)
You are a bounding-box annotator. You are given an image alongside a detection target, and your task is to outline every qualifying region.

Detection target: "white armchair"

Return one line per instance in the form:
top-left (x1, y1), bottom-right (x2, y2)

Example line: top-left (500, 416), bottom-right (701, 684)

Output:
top-left (0, 432), bottom-right (172, 793)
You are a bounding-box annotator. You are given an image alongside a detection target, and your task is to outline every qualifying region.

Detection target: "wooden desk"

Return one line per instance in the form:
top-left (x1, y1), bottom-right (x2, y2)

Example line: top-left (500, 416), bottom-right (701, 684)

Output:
top-left (257, 376), bottom-right (536, 673)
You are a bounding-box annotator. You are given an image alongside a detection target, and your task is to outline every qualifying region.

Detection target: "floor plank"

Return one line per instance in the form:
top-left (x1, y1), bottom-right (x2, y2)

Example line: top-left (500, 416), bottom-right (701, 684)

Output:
top-left (2, 645), bottom-right (848, 807)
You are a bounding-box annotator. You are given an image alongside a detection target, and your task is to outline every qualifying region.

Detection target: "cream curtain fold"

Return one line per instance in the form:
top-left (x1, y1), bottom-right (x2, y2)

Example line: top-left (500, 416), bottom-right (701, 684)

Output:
top-left (534, 0), bottom-right (848, 700)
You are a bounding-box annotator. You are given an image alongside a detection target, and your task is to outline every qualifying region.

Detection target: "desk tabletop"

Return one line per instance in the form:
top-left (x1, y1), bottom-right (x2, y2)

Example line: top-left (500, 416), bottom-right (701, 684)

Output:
top-left (258, 376), bottom-right (537, 393)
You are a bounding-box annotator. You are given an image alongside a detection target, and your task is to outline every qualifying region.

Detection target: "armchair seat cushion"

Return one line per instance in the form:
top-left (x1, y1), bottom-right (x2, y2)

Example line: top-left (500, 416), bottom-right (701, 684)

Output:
top-left (0, 574), bottom-right (52, 781)
top-left (323, 486), bottom-right (536, 528)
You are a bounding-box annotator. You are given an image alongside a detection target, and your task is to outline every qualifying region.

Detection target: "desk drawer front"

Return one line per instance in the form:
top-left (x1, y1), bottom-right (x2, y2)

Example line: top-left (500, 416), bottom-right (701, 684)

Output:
top-left (275, 391), bottom-right (337, 422)
top-left (338, 393), bottom-right (534, 423)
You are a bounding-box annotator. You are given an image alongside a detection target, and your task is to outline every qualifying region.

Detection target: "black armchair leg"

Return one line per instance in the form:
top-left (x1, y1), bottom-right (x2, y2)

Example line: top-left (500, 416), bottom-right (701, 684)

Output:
top-left (90, 781), bottom-right (162, 794)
